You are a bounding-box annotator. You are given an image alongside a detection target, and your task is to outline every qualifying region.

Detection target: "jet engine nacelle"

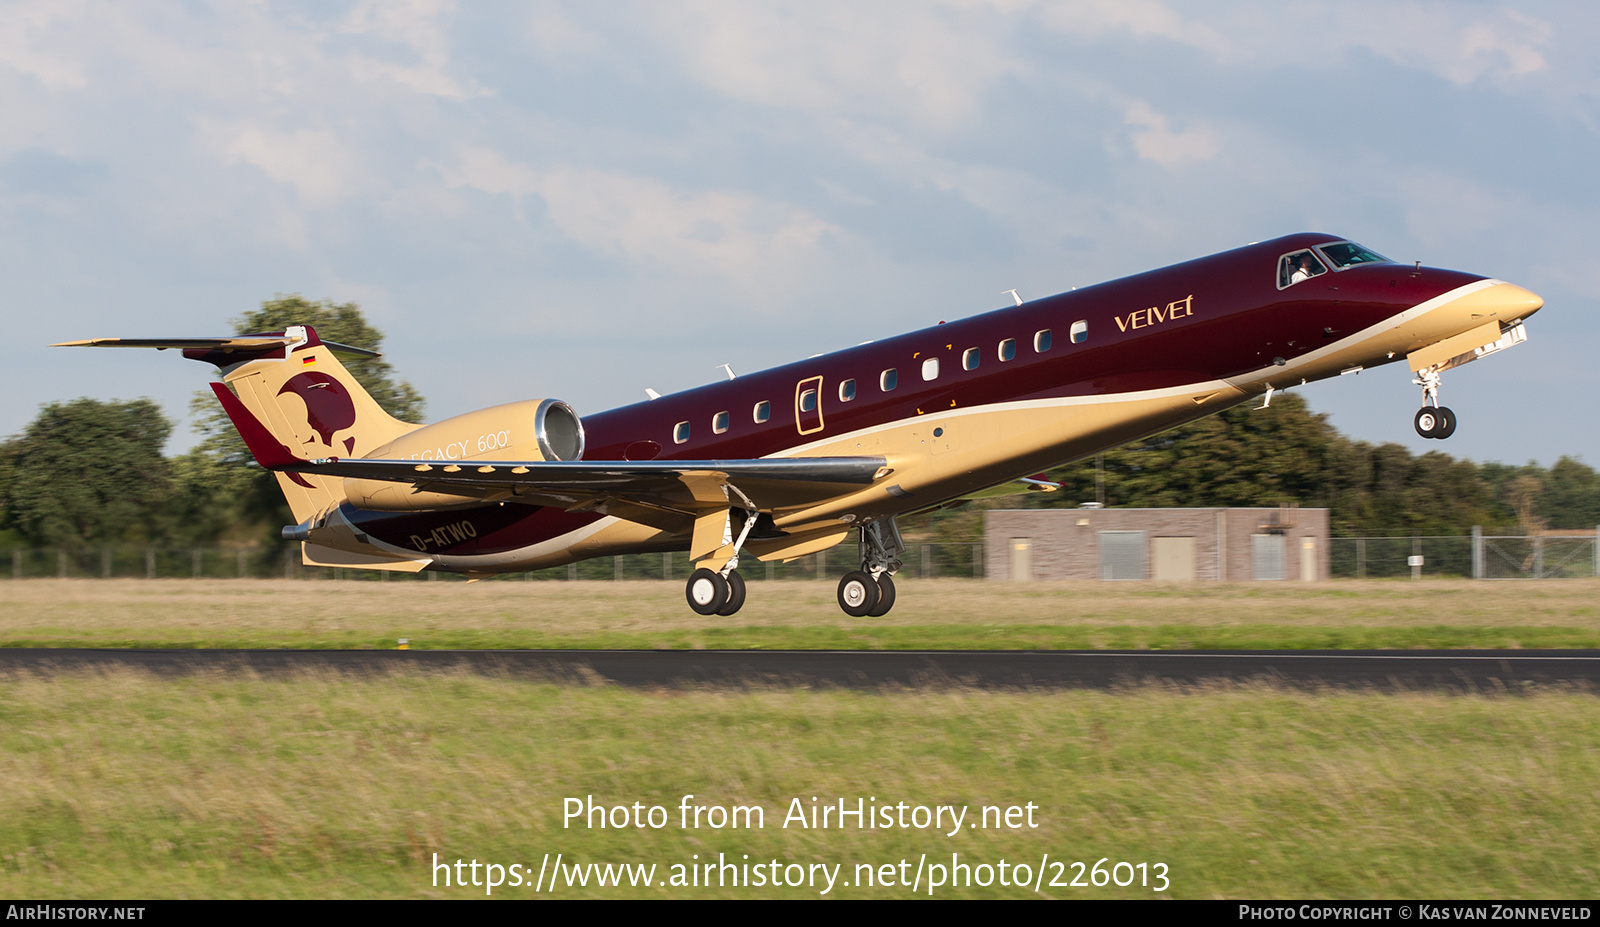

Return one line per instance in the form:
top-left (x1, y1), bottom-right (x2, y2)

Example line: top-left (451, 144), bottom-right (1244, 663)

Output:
top-left (343, 398), bottom-right (584, 511)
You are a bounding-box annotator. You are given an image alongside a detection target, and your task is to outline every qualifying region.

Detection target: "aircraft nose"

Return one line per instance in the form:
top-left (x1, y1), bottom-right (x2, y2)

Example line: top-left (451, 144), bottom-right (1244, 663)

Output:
top-left (1486, 281), bottom-right (1543, 319)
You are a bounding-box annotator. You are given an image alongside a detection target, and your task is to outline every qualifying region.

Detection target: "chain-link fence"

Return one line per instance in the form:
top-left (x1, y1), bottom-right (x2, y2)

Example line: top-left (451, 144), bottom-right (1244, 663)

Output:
top-left (8, 535), bottom-right (1591, 581)
top-left (0, 542), bottom-right (989, 583)
top-left (1329, 531), bottom-right (1598, 579)
top-left (1477, 534), bottom-right (1599, 579)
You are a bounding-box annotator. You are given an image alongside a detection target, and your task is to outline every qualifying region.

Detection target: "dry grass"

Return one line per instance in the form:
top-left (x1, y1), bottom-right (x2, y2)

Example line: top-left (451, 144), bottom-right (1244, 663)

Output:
top-left (0, 578), bottom-right (1596, 650)
top-left (1, 670), bottom-right (1595, 898)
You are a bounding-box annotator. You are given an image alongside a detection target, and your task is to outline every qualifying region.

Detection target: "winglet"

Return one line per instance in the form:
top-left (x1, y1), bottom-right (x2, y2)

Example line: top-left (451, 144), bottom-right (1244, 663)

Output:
top-left (209, 381), bottom-right (303, 469)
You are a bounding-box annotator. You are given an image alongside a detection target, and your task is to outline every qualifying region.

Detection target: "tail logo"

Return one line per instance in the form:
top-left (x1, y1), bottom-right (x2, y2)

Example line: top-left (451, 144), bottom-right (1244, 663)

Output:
top-left (277, 371), bottom-right (358, 454)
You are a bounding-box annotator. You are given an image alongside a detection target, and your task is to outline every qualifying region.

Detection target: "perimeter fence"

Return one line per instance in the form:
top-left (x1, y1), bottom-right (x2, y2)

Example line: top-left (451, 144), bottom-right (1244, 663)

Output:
top-left (0, 542), bottom-right (989, 583)
top-left (3, 532), bottom-right (1594, 581)
top-left (1328, 530), bottom-right (1598, 579)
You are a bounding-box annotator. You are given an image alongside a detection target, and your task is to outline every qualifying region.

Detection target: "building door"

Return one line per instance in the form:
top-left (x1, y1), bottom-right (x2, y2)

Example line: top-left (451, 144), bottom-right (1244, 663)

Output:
top-left (1009, 538), bottom-right (1032, 582)
top-left (1252, 534), bottom-right (1286, 581)
top-left (1152, 537), bottom-right (1196, 582)
top-left (1099, 530), bottom-right (1146, 580)
top-left (1299, 537), bottom-right (1318, 581)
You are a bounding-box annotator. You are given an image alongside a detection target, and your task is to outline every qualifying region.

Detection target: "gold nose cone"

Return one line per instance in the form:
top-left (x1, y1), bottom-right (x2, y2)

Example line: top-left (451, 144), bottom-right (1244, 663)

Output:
top-left (1487, 282), bottom-right (1543, 319)
top-left (1443, 281), bottom-right (1543, 325)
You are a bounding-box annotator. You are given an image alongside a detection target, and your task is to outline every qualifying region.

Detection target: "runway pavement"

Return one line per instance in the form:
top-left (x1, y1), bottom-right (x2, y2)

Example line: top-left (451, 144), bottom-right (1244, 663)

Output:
top-left (1, 649), bottom-right (1596, 692)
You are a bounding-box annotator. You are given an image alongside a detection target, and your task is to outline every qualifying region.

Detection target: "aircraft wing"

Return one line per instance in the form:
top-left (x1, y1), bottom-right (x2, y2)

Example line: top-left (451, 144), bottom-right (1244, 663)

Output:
top-left (296, 456), bottom-right (887, 519)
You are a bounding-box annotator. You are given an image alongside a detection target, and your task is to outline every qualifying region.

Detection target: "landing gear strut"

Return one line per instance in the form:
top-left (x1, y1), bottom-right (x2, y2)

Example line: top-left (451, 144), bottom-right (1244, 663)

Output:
top-left (1411, 367), bottom-right (1457, 439)
top-left (685, 497), bottom-right (759, 616)
top-left (836, 518), bottom-right (904, 617)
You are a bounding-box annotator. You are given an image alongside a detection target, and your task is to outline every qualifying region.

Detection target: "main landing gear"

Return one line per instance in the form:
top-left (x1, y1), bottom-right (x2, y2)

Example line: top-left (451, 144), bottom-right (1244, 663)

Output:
top-left (836, 518), bottom-right (904, 617)
top-left (685, 500), bottom-right (759, 617)
top-left (1411, 367), bottom-right (1457, 440)
top-left (686, 567), bottom-right (746, 617)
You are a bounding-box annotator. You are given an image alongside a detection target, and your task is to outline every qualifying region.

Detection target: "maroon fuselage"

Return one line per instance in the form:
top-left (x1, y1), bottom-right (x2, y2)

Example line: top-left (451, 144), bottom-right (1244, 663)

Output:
top-left (345, 233), bottom-right (1486, 557)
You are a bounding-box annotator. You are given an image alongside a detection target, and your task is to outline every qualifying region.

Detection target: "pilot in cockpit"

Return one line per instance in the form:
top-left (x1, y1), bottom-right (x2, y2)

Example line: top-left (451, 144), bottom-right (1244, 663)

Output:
top-left (1279, 249), bottom-right (1330, 288)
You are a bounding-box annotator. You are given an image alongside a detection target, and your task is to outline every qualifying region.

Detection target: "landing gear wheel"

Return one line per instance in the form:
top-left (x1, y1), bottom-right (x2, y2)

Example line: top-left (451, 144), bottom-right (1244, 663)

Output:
top-left (867, 573), bottom-right (896, 617)
top-left (1415, 408), bottom-right (1442, 438)
top-left (715, 570), bottom-right (746, 616)
top-left (686, 568), bottom-right (727, 616)
top-left (1433, 406), bottom-right (1456, 439)
top-left (837, 571), bottom-right (879, 617)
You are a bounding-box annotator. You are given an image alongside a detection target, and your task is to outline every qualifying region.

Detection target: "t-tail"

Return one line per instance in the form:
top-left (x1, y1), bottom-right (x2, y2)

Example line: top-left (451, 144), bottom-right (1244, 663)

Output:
top-left (54, 326), bottom-right (418, 523)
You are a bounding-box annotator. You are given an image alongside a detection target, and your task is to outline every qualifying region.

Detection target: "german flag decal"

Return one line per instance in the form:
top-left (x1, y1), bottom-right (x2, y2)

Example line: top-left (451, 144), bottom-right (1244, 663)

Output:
top-left (301, 355), bottom-right (317, 366)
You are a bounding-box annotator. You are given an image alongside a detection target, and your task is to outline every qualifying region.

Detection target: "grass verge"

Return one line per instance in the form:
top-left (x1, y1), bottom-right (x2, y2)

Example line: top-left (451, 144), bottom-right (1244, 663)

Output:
top-left (2, 670), bottom-right (1595, 899)
top-left (2, 578), bottom-right (1598, 651)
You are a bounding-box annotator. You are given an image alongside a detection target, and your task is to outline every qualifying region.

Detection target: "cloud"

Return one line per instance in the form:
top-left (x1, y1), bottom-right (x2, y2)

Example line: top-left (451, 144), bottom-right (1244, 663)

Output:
top-left (1120, 99), bottom-right (1220, 169)
top-left (340, 0), bottom-right (486, 100)
top-left (433, 145), bottom-right (841, 278)
top-left (0, 0), bottom-right (89, 88)
top-left (202, 122), bottom-right (363, 208)
top-left (643, 2), bottom-right (1021, 131)
top-left (1029, 0), bottom-right (1230, 55)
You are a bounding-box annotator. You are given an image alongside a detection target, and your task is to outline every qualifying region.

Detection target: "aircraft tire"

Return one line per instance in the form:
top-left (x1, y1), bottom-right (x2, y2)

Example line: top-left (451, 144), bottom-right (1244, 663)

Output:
top-left (1434, 406), bottom-right (1457, 439)
top-left (837, 571), bottom-right (879, 617)
top-left (1414, 408), bottom-right (1442, 438)
top-left (715, 570), bottom-right (746, 616)
top-left (867, 573), bottom-right (896, 617)
top-left (686, 568), bottom-right (728, 616)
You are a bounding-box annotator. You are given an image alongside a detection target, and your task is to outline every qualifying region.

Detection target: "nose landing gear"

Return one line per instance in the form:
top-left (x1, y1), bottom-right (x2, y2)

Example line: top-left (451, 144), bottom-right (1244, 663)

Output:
top-left (1414, 406), bottom-right (1456, 440)
top-left (1411, 367), bottom-right (1457, 440)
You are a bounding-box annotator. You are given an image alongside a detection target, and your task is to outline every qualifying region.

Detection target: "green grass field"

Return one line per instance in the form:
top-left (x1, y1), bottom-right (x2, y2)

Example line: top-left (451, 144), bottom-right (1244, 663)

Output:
top-left (2, 578), bottom-right (1595, 899)
top-left (2, 672), bottom-right (1596, 899)
top-left (2, 577), bottom-right (1598, 651)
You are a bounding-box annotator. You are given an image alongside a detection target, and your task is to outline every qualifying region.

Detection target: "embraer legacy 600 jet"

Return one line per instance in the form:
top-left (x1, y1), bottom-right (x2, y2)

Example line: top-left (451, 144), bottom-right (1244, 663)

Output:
top-left (59, 234), bottom-right (1540, 616)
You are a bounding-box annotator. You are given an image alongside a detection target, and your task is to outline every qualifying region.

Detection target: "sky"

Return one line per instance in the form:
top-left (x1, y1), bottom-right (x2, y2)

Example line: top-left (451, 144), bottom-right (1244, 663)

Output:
top-left (2, 0), bottom-right (1595, 468)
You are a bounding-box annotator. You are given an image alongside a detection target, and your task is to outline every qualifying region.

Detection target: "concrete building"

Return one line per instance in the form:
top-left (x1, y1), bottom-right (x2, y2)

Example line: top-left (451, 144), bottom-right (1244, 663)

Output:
top-left (985, 507), bottom-right (1330, 582)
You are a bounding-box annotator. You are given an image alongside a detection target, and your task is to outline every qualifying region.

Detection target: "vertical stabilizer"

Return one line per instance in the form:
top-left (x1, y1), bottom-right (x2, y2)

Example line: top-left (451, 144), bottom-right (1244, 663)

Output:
top-left (211, 326), bottom-right (419, 522)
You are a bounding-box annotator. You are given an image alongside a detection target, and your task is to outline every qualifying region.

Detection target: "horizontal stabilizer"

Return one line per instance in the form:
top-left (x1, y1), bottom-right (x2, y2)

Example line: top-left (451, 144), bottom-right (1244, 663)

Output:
top-left (52, 336), bottom-right (380, 358)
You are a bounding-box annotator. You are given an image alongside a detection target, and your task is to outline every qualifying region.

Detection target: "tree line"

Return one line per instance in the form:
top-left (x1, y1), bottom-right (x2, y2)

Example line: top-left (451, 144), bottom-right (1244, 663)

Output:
top-left (990, 393), bottom-right (1597, 538)
top-left (2, 298), bottom-right (1595, 551)
top-left (0, 298), bottom-right (422, 550)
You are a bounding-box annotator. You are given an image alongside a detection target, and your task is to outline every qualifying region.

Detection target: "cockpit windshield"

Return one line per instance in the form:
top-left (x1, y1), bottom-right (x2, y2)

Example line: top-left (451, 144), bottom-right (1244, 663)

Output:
top-left (1316, 241), bottom-right (1391, 269)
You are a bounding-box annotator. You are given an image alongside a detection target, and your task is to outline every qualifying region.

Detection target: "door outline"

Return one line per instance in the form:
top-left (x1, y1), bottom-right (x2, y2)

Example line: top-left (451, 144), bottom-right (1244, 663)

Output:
top-left (795, 375), bottom-right (825, 435)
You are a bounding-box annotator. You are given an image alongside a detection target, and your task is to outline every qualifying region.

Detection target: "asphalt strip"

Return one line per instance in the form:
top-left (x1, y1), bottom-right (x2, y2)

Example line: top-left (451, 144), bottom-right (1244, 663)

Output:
top-left (0, 649), bottom-right (1596, 693)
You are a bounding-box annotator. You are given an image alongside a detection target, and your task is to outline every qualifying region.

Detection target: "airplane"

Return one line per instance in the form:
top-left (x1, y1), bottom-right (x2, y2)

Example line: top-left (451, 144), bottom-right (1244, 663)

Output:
top-left (57, 233), bottom-right (1542, 616)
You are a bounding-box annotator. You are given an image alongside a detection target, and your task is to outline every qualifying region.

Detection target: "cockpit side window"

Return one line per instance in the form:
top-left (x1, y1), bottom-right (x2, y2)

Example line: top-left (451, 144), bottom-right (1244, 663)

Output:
top-left (1316, 241), bottom-right (1391, 269)
top-left (1278, 250), bottom-right (1328, 289)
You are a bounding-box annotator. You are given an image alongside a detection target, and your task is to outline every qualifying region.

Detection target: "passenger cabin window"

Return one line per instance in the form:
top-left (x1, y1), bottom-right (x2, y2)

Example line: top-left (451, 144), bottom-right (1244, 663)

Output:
top-left (1070, 320), bottom-right (1088, 344)
top-left (962, 347), bottom-right (979, 370)
top-left (712, 411), bottom-right (729, 434)
top-left (753, 400), bottom-right (770, 423)
top-left (1034, 329), bottom-right (1052, 353)
top-left (1317, 241), bottom-right (1391, 269)
top-left (673, 421), bottom-right (690, 444)
top-left (999, 338), bottom-right (1016, 361)
top-left (799, 388), bottom-right (818, 413)
top-left (839, 379), bottom-right (856, 402)
top-left (1278, 249), bottom-right (1329, 288)
top-left (880, 368), bottom-right (898, 391)
top-left (921, 357), bottom-right (940, 381)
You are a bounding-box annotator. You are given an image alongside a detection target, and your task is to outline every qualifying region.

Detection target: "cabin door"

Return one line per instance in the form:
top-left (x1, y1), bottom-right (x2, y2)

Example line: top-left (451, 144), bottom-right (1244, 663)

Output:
top-left (794, 376), bottom-right (825, 435)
